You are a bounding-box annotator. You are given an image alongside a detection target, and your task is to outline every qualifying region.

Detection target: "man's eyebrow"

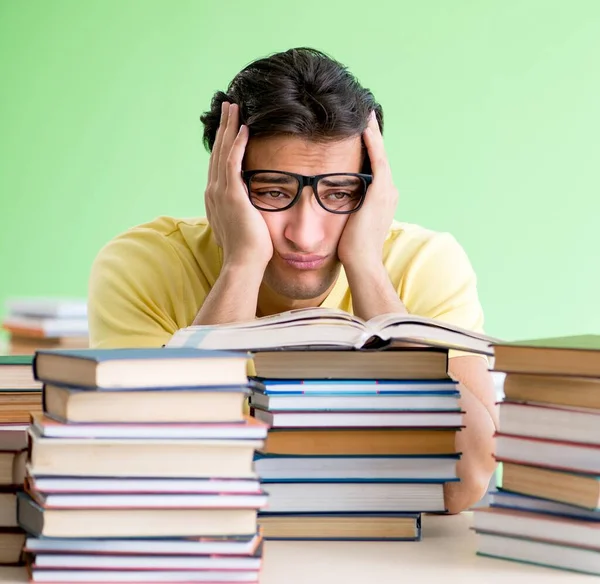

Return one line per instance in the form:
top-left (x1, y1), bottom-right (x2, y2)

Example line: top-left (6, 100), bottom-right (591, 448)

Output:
top-left (319, 177), bottom-right (361, 187)
top-left (250, 173), bottom-right (297, 185)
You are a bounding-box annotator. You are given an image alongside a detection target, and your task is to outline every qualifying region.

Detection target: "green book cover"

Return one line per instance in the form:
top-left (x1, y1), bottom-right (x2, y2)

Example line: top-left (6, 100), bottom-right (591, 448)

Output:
top-left (496, 334), bottom-right (600, 351)
top-left (0, 355), bottom-right (34, 366)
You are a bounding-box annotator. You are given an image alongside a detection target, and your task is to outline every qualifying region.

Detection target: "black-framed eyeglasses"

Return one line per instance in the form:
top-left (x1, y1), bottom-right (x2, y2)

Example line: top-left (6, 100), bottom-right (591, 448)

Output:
top-left (241, 170), bottom-right (372, 214)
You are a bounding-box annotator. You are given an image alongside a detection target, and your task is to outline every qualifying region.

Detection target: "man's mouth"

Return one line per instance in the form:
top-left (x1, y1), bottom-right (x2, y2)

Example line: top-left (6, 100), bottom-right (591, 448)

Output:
top-left (279, 253), bottom-right (328, 270)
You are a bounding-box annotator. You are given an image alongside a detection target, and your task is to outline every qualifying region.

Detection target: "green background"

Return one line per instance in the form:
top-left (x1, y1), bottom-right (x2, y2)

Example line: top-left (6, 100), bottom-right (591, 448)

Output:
top-left (1, 0), bottom-right (598, 341)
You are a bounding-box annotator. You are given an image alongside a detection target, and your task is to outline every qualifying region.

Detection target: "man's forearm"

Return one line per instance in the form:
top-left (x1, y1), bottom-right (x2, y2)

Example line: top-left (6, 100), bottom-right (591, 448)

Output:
top-left (192, 263), bottom-right (264, 325)
top-left (344, 261), bottom-right (407, 321)
top-left (445, 356), bottom-right (498, 513)
top-left (444, 382), bottom-right (497, 513)
top-left (346, 262), bottom-right (498, 512)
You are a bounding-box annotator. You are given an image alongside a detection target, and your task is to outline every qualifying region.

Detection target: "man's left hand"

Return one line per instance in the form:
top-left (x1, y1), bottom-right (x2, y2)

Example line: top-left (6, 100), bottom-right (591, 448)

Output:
top-left (337, 111), bottom-right (399, 272)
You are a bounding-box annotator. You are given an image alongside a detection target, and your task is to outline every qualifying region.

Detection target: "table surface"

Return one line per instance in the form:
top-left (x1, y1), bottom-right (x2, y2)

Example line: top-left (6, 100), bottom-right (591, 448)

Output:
top-left (0, 512), bottom-right (593, 583)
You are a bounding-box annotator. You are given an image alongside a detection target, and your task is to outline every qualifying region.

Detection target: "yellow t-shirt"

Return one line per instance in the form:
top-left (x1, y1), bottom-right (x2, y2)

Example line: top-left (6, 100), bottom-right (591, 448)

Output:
top-left (88, 216), bottom-right (486, 351)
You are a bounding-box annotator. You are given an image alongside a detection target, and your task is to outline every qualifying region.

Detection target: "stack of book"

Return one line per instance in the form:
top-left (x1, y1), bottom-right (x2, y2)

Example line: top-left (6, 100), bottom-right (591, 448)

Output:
top-left (249, 349), bottom-right (461, 540)
top-left (0, 356), bottom-right (43, 567)
top-left (17, 347), bottom-right (269, 583)
top-left (474, 334), bottom-right (600, 576)
top-left (168, 307), bottom-right (496, 541)
top-left (2, 298), bottom-right (89, 355)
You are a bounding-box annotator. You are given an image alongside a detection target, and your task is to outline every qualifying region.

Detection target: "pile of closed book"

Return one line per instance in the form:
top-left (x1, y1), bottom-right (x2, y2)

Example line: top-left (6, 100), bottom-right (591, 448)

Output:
top-left (2, 298), bottom-right (89, 355)
top-left (17, 347), bottom-right (269, 583)
top-left (0, 355), bottom-right (42, 568)
top-left (247, 347), bottom-right (462, 541)
top-left (474, 334), bottom-right (600, 576)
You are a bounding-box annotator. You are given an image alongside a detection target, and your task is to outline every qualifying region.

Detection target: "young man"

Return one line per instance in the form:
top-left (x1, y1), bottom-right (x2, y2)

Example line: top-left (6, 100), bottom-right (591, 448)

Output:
top-left (88, 47), bottom-right (497, 513)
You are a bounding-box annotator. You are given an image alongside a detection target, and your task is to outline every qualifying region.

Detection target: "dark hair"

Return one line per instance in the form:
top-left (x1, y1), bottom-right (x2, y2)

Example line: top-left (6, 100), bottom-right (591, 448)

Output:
top-left (200, 47), bottom-right (383, 152)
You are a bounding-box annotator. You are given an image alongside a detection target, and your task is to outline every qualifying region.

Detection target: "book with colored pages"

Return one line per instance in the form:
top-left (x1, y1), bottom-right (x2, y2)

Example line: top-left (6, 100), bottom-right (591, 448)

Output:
top-left (28, 423), bottom-right (263, 479)
top-left (262, 427), bottom-right (459, 456)
top-left (17, 492), bottom-right (259, 538)
top-left (502, 372), bottom-right (600, 410)
top-left (0, 425), bottom-right (29, 451)
top-left (0, 450), bottom-right (27, 487)
top-left (251, 349), bottom-right (450, 380)
top-left (0, 390), bottom-right (42, 423)
top-left (0, 529), bottom-right (25, 564)
top-left (33, 348), bottom-right (250, 389)
top-left (166, 306), bottom-right (496, 355)
top-left (501, 462), bottom-right (600, 510)
top-left (42, 382), bottom-right (257, 424)
top-left (493, 334), bottom-right (600, 377)
top-left (0, 355), bottom-right (41, 391)
top-left (258, 512), bottom-right (421, 541)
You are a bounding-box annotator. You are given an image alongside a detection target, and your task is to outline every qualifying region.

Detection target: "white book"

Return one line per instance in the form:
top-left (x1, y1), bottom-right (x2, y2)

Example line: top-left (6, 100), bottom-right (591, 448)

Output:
top-left (496, 433), bottom-right (600, 474)
top-left (5, 297), bottom-right (87, 319)
top-left (29, 569), bottom-right (259, 582)
top-left (31, 492), bottom-right (269, 510)
top-left (498, 402), bottom-right (600, 445)
top-left (262, 482), bottom-right (445, 513)
top-left (33, 554), bottom-right (261, 570)
top-left (167, 306), bottom-right (496, 355)
top-left (474, 506), bottom-right (600, 549)
top-left (29, 476), bottom-right (261, 494)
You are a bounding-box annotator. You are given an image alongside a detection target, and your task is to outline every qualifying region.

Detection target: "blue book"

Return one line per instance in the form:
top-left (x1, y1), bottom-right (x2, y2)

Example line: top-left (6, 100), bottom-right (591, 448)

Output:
top-left (249, 390), bottom-right (460, 413)
top-left (490, 489), bottom-right (600, 521)
top-left (33, 348), bottom-right (250, 390)
top-left (476, 531), bottom-right (600, 576)
top-left (255, 378), bottom-right (458, 394)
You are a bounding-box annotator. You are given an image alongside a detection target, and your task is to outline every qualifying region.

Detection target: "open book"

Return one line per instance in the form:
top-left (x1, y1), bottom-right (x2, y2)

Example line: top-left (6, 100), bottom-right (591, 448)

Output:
top-left (167, 307), bottom-right (497, 356)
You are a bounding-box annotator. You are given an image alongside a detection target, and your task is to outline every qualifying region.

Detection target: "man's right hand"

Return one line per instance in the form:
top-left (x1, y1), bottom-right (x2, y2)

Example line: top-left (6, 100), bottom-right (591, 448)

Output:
top-left (204, 102), bottom-right (273, 271)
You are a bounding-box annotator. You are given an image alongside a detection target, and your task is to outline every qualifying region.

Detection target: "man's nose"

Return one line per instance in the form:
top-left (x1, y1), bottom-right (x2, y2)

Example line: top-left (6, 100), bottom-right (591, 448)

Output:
top-left (283, 186), bottom-right (326, 252)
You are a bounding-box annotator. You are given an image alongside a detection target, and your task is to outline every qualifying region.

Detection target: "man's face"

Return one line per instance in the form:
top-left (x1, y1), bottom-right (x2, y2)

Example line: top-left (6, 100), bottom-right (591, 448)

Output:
top-left (244, 135), bottom-right (363, 301)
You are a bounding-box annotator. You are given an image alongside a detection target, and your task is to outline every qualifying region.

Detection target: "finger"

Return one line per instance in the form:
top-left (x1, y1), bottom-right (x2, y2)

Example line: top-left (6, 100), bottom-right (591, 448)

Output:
top-left (226, 124), bottom-right (249, 193)
top-left (205, 193), bottom-right (213, 220)
top-left (208, 102), bottom-right (230, 183)
top-left (363, 111), bottom-right (391, 181)
top-left (218, 103), bottom-right (240, 185)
